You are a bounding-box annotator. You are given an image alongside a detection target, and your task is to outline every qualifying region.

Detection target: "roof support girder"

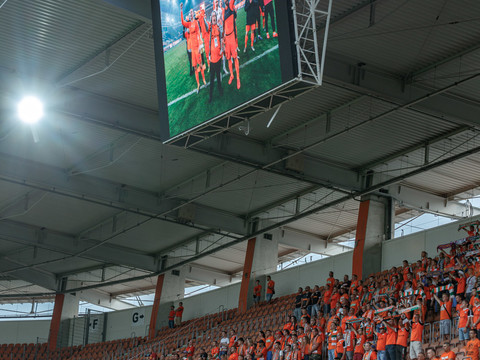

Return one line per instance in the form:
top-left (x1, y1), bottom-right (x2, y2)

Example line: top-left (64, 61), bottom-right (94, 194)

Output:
top-left (100, 0), bottom-right (152, 22)
top-left (192, 134), bottom-right (363, 192)
top-left (0, 258), bottom-right (58, 291)
top-left (323, 53), bottom-right (480, 128)
top-left (77, 289), bottom-right (136, 310)
top-left (387, 185), bottom-right (476, 220)
top-left (0, 152), bottom-right (249, 236)
top-left (0, 220), bottom-right (158, 273)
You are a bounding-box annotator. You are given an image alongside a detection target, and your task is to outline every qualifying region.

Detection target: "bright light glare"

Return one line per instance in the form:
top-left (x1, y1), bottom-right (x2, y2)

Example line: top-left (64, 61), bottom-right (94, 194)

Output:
top-left (17, 96), bottom-right (44, 124)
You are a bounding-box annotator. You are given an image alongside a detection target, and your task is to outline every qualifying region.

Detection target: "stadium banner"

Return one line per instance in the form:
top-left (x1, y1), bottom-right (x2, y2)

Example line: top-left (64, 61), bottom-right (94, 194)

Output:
top-left (151, 0), bottom-right (297, 141)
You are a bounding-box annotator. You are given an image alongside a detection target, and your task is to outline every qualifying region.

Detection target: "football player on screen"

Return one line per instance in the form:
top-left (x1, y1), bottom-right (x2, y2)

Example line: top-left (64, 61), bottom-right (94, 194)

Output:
top-left (244, 0), bottom-right (258, 53)
top-left (263, 0), bottom-right (277, 39)
top-left (198, 4), bottom-right (211, 71)
top-left (223, 0), bottom-right (241, 89)
top-left (181, 3), bottom-right (207, 93)
top-left (207, 10), bottom-right (224, 103)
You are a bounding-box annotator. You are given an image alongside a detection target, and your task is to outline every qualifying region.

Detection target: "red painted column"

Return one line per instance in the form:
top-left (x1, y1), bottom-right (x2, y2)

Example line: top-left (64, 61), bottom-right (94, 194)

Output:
top-left (149, 274), bottom-right (165, 339)
top-left (352, 200), bottom-right (370, 279)
top-left (48, 293), bottom-right (65, 352)
top-left (238, 238), bottom-right (256, 313)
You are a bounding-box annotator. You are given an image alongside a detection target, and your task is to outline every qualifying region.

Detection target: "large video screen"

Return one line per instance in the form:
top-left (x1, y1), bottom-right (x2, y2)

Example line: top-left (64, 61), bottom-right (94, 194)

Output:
top-left (152, 0), bottom-right (297, 141)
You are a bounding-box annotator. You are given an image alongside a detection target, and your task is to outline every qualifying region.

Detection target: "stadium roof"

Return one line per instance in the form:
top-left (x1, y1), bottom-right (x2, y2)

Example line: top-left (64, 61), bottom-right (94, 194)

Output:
top-left (1, 0), bottom-right (480, 309)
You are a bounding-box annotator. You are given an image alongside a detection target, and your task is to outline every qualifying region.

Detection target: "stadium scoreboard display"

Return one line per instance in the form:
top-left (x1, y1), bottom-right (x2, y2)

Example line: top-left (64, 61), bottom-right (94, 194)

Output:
top-left (151, 0), bottom-right (298, 143)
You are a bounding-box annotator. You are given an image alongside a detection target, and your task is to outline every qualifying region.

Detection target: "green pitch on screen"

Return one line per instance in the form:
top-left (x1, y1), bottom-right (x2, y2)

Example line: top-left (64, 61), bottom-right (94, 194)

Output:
top-left (164, 5), bottom-right (282, 137)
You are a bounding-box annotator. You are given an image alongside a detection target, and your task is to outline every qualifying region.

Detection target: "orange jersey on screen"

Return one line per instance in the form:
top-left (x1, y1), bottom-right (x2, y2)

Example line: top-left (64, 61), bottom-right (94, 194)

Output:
top-left (181, 11), bottom-right (202, 49)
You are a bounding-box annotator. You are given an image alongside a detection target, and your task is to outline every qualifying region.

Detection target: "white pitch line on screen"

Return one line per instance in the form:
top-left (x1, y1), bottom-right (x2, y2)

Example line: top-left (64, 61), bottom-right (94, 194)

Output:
top-left (168, 44), bottom-right (279, 106)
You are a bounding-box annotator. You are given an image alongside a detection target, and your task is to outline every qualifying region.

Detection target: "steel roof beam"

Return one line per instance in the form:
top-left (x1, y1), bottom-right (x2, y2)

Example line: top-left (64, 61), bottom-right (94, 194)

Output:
top-left (77, 289), bottom-right (136, 310)
top-left (0, 258), bottom-right (58, 291)
top-left (100, 0), bottom-right (152, 22)
top-left (0, 220), bottom-right (158, 273)
top-left (387, 185), bottom-right (477, 220)
top-left (0, 152), bottom-right (249, 236)
top-left (323, 53), bottom-right (480, 128)
top-left (191, 133), bottom-right (363, 192)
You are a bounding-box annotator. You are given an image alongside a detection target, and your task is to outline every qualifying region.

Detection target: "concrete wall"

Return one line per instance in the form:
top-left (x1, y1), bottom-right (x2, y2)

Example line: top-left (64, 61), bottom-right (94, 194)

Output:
top-left (0, 319), bottom-right (50, 344)
top-left (105, 306), bottom-right (153, 341)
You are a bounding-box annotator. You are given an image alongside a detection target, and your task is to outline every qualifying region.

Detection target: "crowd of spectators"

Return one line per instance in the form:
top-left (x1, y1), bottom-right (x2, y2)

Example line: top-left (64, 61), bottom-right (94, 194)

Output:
top-left (153, 223), bottom-right (480, 360)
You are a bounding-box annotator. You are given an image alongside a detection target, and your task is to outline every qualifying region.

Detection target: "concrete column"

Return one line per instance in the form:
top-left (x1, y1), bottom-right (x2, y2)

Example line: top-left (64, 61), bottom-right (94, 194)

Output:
top-left (149, 274), bottom-right (165, 339)
top-left (244, 228), bottom-right (279, 308)
top-left (153, 267), bottom-right (186, 335)
top-left (352, 195), bottom-right (394, 279)
top-left (48, 292), bottom-right (79, 350)
top-left (251, 228), bottom-right (279, 276)
top-left (161, 267), bottom-right (186, 302)
top-left (61, 293), bottom-right (79, 319)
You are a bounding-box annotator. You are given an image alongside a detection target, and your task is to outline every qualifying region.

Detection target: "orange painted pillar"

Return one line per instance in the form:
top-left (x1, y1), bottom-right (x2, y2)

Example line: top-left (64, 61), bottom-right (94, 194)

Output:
top-left (149, 274), bottom-right (165, 339)
top-left (352, 200), bottom-right (370, 280)
top-left (238, 238), bottom-right (256, 313)
top-left (48, 293), bottom-right (65, 352)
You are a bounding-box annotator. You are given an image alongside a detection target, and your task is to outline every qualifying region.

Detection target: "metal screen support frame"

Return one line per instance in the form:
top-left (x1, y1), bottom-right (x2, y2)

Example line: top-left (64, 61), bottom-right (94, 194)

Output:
top-left (167, 0), bottom-right (334, 148)
top-left (292, 0), bottom-right (333, 85)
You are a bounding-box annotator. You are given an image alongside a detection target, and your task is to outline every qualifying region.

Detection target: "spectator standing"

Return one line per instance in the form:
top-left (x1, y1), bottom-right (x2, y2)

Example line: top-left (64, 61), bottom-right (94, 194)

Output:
top-left (175, 302), bottom-right (184, 326)
top-left (254, 280), bottom-right (262, 305)
top-left (374, 327), bottom-right (386, 360)
top-left (433, 293), bottom-right (452, 342)
top-left (466, 267), bottom-right (477, 301)
top-left (220, 331), bottom-right (230, 356)
top-left (311, 285), bottom-right (321, 318)
top-left (168, 305), bottom-right (175, 328)
top-left (381, 318), bottom-right (397, 360)
top-left (301, 286), bottom-right (312, 315)
top-left (266, 276), bottom-right (275, 303)
top-left (409, 314), bottom-right (423, 360)
top-left (294, 288), bottom-right (303, 322)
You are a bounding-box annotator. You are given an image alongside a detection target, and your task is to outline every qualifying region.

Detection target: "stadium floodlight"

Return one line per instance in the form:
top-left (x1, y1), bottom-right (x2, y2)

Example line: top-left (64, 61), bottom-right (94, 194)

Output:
top-left (17, 96), bottom-right (44, 124)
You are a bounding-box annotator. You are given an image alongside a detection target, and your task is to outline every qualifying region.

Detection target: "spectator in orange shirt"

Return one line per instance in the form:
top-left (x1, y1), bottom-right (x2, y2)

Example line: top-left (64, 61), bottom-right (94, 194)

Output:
top-left (426, 348), bottom-right (439, 360)
top-left (266, 276), bottom-right (275, 303)
top-left (457, 298), bottom-right (471, 347)
top-left (466, 329), bottom-right (480, 360)
top-left (185, 340), bottom-right (195, 360)
top-left (211, 341), bottom-right (220, 359)
top-left (327, 272), bottom-right (335, 290)
top-left (175, 302), bottom-right (184, 326)
top-left (361, 342), bottom-right (376, 360)
top-left (439, 343), bottom-right (455, 360)
top-left (433, 293), bottom-right (452, 341)
top-left (395, 317), bottom-right (409, 360)
top-left (472, 296), bottom-right (480, 339)
top-left (374, 327), bottom-right (386, 360)
top-left (409, 313), bottom-right (424, 360)
top-left (309, 328), bottom-right (323, 360)
top-left (168, 305), bottom-right (175, 328)
top-left (351, 326), bottom-right (366, 360)
top-left (254, 280), bottom-right (262, 306)
top-left (229, 347), bottom-right (240, 360)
